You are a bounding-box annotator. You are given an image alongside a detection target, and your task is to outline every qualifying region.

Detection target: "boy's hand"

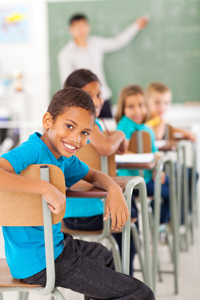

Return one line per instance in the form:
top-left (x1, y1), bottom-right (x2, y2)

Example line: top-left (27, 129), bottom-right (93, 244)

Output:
top-left (42, 182), bottom-right (66, 214)
top-left (103, 185), bottom-right (129, 230)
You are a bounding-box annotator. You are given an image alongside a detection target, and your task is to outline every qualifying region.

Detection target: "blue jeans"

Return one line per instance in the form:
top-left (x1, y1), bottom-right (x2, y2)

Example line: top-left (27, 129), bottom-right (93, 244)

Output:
top-left (146, 176), bottom-right (170, 224)
top-left (178, 166), bottom-right (199, 223)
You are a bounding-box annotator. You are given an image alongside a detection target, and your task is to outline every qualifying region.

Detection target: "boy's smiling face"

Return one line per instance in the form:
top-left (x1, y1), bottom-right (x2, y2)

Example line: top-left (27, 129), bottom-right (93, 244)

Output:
top-left (41, 107), bottom-right (94, 159)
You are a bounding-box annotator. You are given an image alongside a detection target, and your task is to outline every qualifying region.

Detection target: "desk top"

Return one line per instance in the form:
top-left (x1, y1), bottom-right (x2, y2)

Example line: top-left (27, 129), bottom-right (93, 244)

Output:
top-left (66, 177), bottom-right (131, 198)
top-left (116, 161), bottom-right (156, 170)
top-left (158, 141), bottom-right (178, 151)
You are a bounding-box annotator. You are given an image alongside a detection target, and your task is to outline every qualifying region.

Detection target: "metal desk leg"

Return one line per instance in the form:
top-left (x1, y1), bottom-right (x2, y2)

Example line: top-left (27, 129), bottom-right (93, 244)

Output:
top-left (107, 234), bottom-right (122, 272)
top-left (152, 156), bottom-right (179, 294)
top-left (191, 142), bottom-right (198, 236)
top-left (22, 293), bottom-right (29, 300)
top-left (168, 161), bottom-right (179, 294)
top-left (177, 142), bottom-right (189, 250)
top-left (51, 288), bottom-right (65, 300)
top-left (131, 223), bottom-right (146, 282)
top-left (122, 177), bottom-right (152, 290)
top-left (152, 163), bottom-right (162, 293)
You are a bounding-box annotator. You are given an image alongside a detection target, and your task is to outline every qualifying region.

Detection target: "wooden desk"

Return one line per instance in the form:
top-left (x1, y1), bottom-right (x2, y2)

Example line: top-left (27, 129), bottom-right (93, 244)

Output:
top-left (66, 180), bottom-right (107, 198)
top-left (66, 177), bottom-right (130, 198)
top-left (116, 161), bottom-right (156, 170)
top-left (158, 141), bottom-right (178, 152)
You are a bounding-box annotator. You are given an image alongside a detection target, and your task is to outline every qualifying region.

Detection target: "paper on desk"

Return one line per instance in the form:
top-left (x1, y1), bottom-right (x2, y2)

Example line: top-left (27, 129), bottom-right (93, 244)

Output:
top-left (115, 153), bottom-right (155, 163)
top-left (155, 140), bottom-right (167, 148)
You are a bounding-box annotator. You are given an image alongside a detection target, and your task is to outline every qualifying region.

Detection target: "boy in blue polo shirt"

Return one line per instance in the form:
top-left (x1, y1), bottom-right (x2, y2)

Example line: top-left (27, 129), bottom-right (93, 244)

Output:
top-left (0, 87), bottom-right (154, 300)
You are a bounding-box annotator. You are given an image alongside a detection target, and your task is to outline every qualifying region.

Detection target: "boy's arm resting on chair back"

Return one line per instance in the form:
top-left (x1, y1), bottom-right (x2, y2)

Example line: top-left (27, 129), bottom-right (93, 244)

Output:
top-left (0, 157), bottom-right (65, 215)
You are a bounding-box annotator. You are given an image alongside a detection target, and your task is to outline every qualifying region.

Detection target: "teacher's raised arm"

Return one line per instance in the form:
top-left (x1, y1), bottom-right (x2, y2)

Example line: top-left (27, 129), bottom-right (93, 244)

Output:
top-left (57, 14), bottom-right (149, 118)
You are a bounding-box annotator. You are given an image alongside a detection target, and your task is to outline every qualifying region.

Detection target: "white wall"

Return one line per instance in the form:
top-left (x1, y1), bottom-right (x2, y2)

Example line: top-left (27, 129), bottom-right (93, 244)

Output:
top-left (0, 0), bottom-right (100, 127)
top-left (0, 0), bottom-right (49, 124)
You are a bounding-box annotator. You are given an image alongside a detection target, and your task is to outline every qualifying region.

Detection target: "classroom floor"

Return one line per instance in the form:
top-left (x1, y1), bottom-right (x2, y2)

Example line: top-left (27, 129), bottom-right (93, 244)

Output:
top-left (1, 224), bottom-right (200, 300)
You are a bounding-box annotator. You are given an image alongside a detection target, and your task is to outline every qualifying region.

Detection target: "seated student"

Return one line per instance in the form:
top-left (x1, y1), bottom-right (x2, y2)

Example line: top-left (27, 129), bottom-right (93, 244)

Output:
top-left (63, 69), bottom-right (137, 276)
top-left (145, 82), bottom-right (196, 141)
top-left (115, 84), bottom-right (170, 225)
top-left (0, 87), bottom-right (154, 300)
top-left (145, 82), bottom-right (198, 217)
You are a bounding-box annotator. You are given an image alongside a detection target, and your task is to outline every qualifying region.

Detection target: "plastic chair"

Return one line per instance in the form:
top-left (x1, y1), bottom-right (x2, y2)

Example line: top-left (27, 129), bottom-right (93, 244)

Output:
top-left (0, 164), bottom-right (66, 300)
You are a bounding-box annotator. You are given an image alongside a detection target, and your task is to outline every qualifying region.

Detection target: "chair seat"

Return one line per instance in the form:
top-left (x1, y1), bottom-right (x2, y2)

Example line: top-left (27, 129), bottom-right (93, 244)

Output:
top-left (61, 218), bottom-right (137, 235)
top-left (0, 259), bottom-right (42, 287)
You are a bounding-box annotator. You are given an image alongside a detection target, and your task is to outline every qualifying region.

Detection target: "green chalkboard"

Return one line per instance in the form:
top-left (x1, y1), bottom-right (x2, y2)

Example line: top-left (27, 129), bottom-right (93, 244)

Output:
top-left (48, 0), bottom-right (200, 104)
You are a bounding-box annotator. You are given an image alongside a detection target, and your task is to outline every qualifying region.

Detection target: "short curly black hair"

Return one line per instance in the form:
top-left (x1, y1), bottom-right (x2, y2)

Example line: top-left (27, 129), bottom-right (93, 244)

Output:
top-left (69, 14), bottom-right (88, 25)
top-left (47, 87), bottom-right (96, 120)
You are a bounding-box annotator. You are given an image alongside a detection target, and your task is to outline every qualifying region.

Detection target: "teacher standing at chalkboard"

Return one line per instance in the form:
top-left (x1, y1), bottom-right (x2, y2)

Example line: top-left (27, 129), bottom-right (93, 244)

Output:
top-left (58, 14), bottom-right (148, 118)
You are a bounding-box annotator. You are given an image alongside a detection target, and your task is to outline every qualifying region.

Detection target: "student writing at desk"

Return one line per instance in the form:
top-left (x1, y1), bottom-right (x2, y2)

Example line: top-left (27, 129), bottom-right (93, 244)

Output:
top-left (0, 87), bottom-right (154, 300)
top-left (115, 84), bottom-right (171, 225)
top-left (58, 13), bottom-right (148, 118)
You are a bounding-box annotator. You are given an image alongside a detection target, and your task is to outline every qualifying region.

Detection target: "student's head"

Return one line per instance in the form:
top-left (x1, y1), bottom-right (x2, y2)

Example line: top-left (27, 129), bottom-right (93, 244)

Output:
top-left (69, 14), bottom-right (90, 40)
top-left (116, 85), bottom-right (147, 124)
top-left (64, 69), bottom-right (104, 118)
top-left (145, 82), bottom-right (172, 117)
top-left (43, 87), bottom-right (96, 159)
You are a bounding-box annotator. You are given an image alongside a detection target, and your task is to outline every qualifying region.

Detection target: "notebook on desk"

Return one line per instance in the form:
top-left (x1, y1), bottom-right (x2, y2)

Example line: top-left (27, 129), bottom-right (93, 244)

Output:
top-left (155, 140), bottom-right (167, 149)
top-left (115, 153), bottom-right (155, 164)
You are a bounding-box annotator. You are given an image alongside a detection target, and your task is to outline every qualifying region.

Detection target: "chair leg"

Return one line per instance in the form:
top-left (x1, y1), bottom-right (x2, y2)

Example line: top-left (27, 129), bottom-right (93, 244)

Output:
top-left (148, 205), bottom-right (154, 237)
top-left (131, 223), bottom-right (145, 282)
top-left (157, 257), bottom-right (163, 282)
top-left (22, 292), bottom-right (29, 300)
top-left (18, 292), bottom-right (29, 300)
top-left (166, 225), bottom-right (173, 263)
top-left (51, 288), bottom-right (65, 300)
top-left (107, 235), bottom-right (122, 272)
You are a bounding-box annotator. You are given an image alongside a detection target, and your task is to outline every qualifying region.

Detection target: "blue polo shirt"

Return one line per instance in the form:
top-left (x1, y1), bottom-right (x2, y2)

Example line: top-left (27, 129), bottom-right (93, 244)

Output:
top-left (65, 119), bottom-right (104, 218)
top-left (1, 132), bottom-right (89, 279)
top-left (117, 116), bottom-right (158, 183)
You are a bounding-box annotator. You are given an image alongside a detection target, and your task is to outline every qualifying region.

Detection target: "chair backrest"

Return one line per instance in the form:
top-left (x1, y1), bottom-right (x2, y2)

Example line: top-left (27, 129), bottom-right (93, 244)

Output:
top-left (0, 164), bottom-right (66, 227)
top-left (164, 124), bottom-right (174, 140)
top-left (128, 131), bottom-right (152, 153)
top-left (75, 144), bottom-right (116, 176)
top-left (165, 124), bottom-right (184, 141)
